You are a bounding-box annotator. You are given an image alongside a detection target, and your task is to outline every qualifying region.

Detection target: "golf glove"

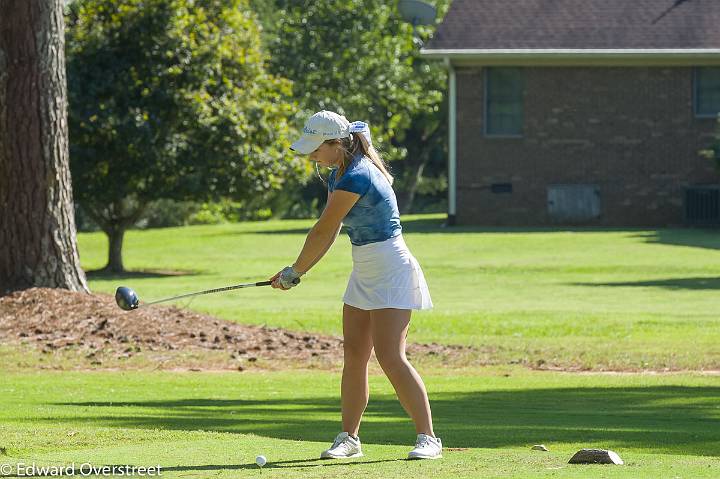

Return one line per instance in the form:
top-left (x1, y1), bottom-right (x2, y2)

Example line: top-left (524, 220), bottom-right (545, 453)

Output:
top-left (278, 266), bottom-right (303, 289)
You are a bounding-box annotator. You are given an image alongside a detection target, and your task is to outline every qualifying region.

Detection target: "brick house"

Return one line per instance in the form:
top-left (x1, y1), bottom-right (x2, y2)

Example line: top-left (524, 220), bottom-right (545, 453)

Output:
top-left (421, 0), bottom-right (720, 226)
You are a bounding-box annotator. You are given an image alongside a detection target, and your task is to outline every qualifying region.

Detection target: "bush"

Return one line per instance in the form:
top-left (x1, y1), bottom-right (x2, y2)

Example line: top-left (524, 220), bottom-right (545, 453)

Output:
top-left (189, 200), bottom-right (273, 224)
top-left (137, 199), bottom-right (200, 228)
top-left (135, 198), bottom-right (275, 229)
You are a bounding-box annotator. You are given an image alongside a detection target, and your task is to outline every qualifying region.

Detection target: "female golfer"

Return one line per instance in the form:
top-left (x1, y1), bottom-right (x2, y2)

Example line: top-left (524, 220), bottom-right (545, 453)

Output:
top-left (270, 110), bottom-right (442, 460)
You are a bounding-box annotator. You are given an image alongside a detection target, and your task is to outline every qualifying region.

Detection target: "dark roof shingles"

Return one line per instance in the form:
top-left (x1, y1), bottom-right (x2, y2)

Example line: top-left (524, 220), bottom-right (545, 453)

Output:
top-left (425, 0), bottom-right (720, 50)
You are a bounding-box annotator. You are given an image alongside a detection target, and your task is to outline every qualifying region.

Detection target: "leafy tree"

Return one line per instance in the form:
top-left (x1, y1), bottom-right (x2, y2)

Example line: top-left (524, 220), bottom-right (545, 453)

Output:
top-left (264, 0), bottom-right (450, 213)
top-left (0, 0), bottom-right (89, 293)
top-left (65, 0), bottom-right (302, 272)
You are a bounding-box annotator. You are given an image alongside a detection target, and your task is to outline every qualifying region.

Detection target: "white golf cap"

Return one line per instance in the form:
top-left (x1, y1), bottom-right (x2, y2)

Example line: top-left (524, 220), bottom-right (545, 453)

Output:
top-left (290, 110), bottom-right (350, 155)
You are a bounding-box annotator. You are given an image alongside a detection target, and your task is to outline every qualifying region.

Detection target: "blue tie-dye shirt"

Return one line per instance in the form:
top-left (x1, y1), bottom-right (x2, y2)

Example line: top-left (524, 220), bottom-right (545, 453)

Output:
top-left (328, 153), bottom-right (402, 246)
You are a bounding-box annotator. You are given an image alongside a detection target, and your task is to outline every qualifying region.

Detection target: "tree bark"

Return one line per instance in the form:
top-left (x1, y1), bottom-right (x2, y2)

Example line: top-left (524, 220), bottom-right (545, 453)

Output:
top-left (84, 200), bottom-right (146, 273)
top-left (106, 226), bottom-right (125, 273)
top-left (0, 0), bottom-right (89, 294)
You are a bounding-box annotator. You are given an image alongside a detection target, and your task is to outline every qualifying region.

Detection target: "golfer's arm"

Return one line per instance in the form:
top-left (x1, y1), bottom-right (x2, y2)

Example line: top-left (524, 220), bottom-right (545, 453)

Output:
top-left (292, 223), bottom-right (340, 274)
top-left (303, 222), bottom-right (342, 272)
top-left (292, 190), bottom-right (358, 274)
top-left (302, 191), bottom-right (343, 270)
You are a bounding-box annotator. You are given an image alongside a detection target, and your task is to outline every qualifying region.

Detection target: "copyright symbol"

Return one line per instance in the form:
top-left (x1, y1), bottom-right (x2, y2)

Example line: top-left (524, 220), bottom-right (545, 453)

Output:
top-left (0, 463), bottom-right (13, 476)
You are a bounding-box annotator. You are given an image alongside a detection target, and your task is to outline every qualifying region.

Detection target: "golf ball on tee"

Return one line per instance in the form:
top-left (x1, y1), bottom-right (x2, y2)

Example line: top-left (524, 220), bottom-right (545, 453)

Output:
top-left (255, 455), bottom-right (267, 467)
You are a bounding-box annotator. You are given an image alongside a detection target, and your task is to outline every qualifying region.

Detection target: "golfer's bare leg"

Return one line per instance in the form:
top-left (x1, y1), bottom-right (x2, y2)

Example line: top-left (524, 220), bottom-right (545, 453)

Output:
top-left (370, 308), bottom-right (435, 436)
top-left (341, 303), bottom-right (373, 436)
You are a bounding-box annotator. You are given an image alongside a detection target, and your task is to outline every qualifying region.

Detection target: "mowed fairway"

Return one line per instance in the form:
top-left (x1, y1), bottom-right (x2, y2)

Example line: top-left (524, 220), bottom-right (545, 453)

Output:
top-left (78, 214), bottom-right (720, 370)
top-left (4, 214), bottom-right (720, 479)
top-left (2, 369), bottom-right (720, 478)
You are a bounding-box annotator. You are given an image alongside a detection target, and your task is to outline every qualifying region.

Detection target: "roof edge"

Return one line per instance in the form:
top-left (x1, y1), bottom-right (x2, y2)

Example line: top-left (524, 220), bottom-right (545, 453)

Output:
top-left (422, 48), bottom-right (720, 55)
top-left (420, 49), bottom-right (720, 66)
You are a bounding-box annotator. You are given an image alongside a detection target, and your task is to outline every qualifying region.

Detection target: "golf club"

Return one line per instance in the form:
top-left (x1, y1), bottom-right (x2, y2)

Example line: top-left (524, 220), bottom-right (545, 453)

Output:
top-left (115, 278), bottom-right (298, 311)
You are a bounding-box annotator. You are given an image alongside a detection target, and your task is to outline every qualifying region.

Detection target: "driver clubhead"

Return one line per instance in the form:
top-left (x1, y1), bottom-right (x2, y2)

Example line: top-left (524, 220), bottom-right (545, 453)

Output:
top-left (115, 286), bottom-right (140, 311)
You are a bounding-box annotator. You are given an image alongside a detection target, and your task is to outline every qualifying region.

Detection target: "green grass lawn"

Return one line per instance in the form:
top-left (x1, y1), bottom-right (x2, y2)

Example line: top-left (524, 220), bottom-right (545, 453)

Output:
top-left (5, 214), bottom-right (720, 478)
top-left (77, 214), bottom-right (720, 370)
top-left (1, 368), bottom-right (719, 478)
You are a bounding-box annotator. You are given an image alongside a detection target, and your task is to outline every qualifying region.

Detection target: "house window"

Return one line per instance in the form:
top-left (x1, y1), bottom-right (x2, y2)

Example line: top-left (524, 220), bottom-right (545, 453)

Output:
top-left (694, 67), bottom-right (720, 118)
top-left (484, 68), bottom-right (524, 136)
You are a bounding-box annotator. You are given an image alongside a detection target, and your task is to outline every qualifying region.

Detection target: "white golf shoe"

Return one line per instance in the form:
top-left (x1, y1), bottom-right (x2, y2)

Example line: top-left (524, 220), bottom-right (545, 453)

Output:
top-left (407, 433), bottom-right (443, 459)
top-left (320, 432), bottom-right (363, 459)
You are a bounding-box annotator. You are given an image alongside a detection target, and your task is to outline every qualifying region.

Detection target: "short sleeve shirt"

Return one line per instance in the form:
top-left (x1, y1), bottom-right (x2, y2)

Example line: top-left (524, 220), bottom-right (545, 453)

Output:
top-left (328, 154), bottom-right (402, 246)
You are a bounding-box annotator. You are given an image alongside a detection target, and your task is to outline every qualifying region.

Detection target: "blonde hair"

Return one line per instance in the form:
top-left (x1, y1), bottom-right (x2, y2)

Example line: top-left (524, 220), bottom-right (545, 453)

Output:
top-left (326, 132), bottom-right (393, 185)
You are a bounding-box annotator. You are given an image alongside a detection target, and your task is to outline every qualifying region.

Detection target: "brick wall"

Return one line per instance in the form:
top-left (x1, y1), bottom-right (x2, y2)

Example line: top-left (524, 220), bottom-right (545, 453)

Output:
top-left (456, 66), bottom-right (720, 226)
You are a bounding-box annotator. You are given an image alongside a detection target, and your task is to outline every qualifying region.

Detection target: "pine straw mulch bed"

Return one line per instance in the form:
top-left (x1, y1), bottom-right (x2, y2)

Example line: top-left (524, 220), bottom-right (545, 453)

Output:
top-left (0, 288), bottom-right (475, 371)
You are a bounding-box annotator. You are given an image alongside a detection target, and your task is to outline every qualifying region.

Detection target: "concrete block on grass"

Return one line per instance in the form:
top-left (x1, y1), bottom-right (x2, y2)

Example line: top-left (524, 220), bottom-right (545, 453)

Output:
top-left (568, 449), bottom-right (623, 465)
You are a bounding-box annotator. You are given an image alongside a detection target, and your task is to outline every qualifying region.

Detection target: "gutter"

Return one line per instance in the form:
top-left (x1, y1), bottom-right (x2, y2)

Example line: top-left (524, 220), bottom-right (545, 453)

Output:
top-left (420, 49), bottom-right (720, 66)
top-left (446, 57), bottom-right (457, 225)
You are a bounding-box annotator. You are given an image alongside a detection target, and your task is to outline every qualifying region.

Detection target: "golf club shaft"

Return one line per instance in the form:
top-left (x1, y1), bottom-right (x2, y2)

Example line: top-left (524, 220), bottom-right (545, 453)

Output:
top-left (142, 280), bottom-right (272, 307)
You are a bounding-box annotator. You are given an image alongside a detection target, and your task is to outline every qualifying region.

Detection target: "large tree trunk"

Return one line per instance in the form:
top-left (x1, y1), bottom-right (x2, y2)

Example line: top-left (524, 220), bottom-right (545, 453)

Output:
top-left (84, 199), bottom-right (147, 273)
top-left (0, 0), bottom-right (89, 294)
top-left (105, 225), bottom-right (126, 273)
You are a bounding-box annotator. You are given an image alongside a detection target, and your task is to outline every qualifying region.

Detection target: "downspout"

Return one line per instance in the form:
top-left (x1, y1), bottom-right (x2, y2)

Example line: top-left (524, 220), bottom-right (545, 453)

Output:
top-left (445, 57), bottom-right (457, 225)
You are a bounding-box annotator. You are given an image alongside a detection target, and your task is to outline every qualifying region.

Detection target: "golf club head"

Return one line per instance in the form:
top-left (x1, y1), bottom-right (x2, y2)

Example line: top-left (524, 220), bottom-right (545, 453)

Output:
top-left (115, 286), bottom-right (140, 311)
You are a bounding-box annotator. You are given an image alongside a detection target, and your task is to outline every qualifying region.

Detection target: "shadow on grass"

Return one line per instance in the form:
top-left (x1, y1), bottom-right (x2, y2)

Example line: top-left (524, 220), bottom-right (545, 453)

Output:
top-left (158, 458), bottom-right (405, 472)
top-left (85, 269), bottom-right (200, 281)
top-left (45, 386), bottom-right (720, 456)
top-left (239, 217), bottom-right (648, 236)
top-left (631, 229), bottom-right (720, 251)
top-left (0, 458), bottom-right (408, 478)
top-left (574, 277), bottom-right (720, 290)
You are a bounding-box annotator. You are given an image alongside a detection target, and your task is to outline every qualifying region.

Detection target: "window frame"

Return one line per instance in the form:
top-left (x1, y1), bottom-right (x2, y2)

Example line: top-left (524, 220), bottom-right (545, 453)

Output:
top-left (693, 67), bottom-right (720, 119)
top-left (483, 67), bottom-right (525, 138)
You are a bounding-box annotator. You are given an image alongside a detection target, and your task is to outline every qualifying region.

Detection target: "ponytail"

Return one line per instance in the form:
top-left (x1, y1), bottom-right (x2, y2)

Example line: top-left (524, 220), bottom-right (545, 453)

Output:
top-left (332, 132), bottom-right (393, 185)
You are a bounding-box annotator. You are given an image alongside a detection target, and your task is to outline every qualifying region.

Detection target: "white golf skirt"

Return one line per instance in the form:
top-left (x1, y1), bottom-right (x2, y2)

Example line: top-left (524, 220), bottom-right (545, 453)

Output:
top-left (343, 234), bottom-right (433, 311)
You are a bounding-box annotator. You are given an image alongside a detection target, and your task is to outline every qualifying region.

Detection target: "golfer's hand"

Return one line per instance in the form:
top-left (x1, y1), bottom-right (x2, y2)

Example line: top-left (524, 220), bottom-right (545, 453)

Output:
top-left (270, 266), bottom-right (302, 290)
top-left (270, 271), bottom-right (287, 290)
